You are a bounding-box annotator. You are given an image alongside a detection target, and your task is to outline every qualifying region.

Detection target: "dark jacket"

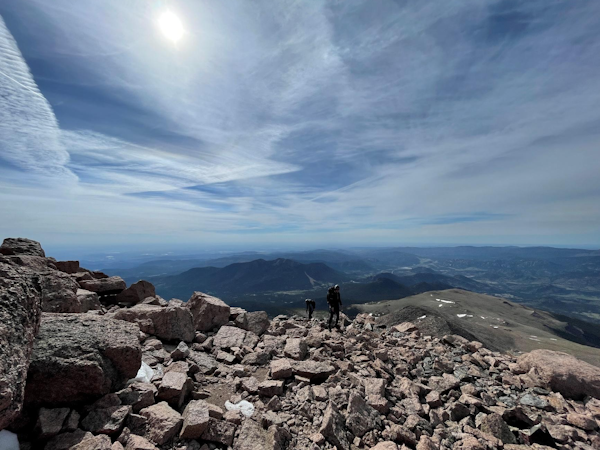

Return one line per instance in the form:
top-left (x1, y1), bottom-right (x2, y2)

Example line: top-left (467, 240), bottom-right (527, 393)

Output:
top-left (327, 289), bottom-right (341, 307)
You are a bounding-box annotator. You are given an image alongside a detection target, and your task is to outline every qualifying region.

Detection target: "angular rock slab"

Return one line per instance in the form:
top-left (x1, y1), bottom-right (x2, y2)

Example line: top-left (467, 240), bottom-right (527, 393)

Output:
top-left (125, 435), bottom-right (158, 450)
top-left (214, 326), bottom-right (248, 349)
top-left (77, 289), bottom-right (102, 313)
top-left (70, 434), bottom-right (112, 450)
top-left (233, 418), bottom-right (285, 450)
top-left (187, 292), bottom-right (230, 332)
top-left (180, 399), bottom-right (210, 439)
top-left (319, 402), bottom-right (350, 450)
top-left (110, 303), bottom-right (195, 342)
top-left (54, 260), bottom-right (80, 274)
top-left (0, 260), bottom-right (43, 429)
top-left (270, 359), bottom-right (293, 379)
top-left (40, 270), bottom-right (81, 313)
top-left (115, 280), bottom-right (156, 305)
top-left (346, 392), bottom-right (382, 438)
top-left (235, 311), bottom-right (270, 336)
top-left (157, 371), bottom-right (192, 409)
top-left (81, 405), bottom-right (131, 435)
top-left (25, 314), bottom-right (141, 405)
top-left (79, 277), bottom-right (127, 295)
top-left (36, 407), bottom-right (70, 439)
top-left (140, 402), bottom-right (183, 445)
top-left (293, 360), bottom-right (336, 381)
top-left (201, 418), bottom-right (237, 446)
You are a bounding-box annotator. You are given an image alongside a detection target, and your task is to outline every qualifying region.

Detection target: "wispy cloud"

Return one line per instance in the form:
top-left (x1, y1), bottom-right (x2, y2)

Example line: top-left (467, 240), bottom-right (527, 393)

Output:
top-left (0, 0), bottom-right (600, 248)
top-left (0, 16), bottom-right (75, 182)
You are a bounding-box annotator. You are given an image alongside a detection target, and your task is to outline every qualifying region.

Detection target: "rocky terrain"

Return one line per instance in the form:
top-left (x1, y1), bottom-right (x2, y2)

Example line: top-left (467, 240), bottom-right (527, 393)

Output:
top-left (352, 290), bottom-right (600, 367)
top-left (3, 238), bottom-right (600, 450)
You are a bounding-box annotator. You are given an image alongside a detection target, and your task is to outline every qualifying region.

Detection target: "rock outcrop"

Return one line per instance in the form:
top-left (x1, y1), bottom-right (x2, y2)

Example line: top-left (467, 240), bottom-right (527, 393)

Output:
top-left (0, 237), bottom-right (46, 257)
top-left (25, 314), bottom-right (141, 405)
top-left (9, 303), bottom-right (600, 449)
top-left (0, 259), bottom-right (43, 429)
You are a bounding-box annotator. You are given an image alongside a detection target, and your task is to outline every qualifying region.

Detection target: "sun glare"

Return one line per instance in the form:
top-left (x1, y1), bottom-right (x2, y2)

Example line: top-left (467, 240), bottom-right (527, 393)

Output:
top-left (158, 11), bottom-right (184, 43)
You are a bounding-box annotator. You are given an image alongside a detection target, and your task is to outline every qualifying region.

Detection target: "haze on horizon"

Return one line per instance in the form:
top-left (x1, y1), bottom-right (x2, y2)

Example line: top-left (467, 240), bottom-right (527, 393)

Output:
top-left (1, 1), bottom-right (600, 250)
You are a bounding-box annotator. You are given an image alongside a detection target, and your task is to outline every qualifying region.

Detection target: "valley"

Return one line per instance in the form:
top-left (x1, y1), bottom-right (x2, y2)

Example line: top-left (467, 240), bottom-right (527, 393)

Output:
top-left (102, 246), bottom-right (600, 325)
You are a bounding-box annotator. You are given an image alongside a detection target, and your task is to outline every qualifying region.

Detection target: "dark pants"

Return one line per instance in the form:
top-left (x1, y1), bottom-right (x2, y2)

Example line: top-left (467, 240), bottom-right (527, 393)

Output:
top-left (328, 304), bottom-right (340, 330)
top-left (307, 304), bottom-right (315, 319)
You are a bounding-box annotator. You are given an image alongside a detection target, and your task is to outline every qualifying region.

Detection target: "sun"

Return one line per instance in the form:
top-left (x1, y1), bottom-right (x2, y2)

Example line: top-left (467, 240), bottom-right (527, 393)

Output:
top-left (158, 11), bottom-right (184, 43)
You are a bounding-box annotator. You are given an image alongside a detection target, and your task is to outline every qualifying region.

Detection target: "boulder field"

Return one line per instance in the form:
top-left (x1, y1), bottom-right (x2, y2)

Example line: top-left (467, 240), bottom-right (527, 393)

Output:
top-left (2, 238), bottom-right (600, 449)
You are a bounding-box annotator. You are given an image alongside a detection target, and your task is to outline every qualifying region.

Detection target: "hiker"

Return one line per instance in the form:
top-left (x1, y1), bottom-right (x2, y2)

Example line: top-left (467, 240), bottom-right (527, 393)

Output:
top-left (305, 298), bottom-right (316, 319)
top-left (327, 284), bottom-right (342, 331)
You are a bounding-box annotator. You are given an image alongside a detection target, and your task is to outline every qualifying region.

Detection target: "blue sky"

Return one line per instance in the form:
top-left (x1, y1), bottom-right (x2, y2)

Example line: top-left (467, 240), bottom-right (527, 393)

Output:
top-left (1, 0), bottom-right (600, 251)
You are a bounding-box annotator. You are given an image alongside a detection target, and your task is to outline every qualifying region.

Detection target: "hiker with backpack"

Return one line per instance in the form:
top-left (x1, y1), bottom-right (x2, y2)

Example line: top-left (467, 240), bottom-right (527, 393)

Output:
top-left (327, 284), bottom-right (342, 331)
top-left (305, 298), bottom-right (316, 319)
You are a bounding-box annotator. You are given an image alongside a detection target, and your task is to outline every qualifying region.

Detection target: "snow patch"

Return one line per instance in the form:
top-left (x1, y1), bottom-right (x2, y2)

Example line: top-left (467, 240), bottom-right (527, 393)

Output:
top-left (129, 361), bottom-right (154, 384)
top-left (457, 314), bottom-right (467, 318)
top-left (225, 400), bottom-right (255, 417)
top-left (418, 315), bottom-right (426, 319)
top-left (436, 299), bottom-right (455, 304)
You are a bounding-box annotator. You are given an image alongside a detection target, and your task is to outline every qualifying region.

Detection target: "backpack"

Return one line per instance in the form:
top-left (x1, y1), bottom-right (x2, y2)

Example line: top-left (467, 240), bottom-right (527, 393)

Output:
top-left (326, 286), bottom-right (336, 304)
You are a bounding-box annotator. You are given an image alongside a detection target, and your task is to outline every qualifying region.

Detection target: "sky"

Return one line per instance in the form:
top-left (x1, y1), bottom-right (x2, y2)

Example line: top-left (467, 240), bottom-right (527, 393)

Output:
top-left (1, 0), bottom-right (600, 253)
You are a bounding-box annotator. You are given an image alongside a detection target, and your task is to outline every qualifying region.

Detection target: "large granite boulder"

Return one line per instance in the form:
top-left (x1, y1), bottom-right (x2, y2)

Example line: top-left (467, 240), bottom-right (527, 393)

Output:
top-left (187, 292), bottom-right (230, 332)
top-left (518, 349), bottom-right (600, 399)
top-left (25, 314), bottom-right (141, 405)
top-left (115, 280), bottom-right (156, 305)
top-left (235, 311), bottom-right (270, 336)
top-left (0, 260), bottom-right (43, 429)
top-left (0, 237), bottom-right (45, 257)
top-left (109, 303), bottom-right (195, 342)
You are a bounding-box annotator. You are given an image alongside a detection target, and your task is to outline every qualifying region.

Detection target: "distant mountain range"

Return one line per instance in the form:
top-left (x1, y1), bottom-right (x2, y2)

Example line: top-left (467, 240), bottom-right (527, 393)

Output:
top-left (149, 259), bottom-right (500, 318)
top-left (152, 258), bottom-right (348, 300)
top-left (103, 244), bottom-right (600, 324)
